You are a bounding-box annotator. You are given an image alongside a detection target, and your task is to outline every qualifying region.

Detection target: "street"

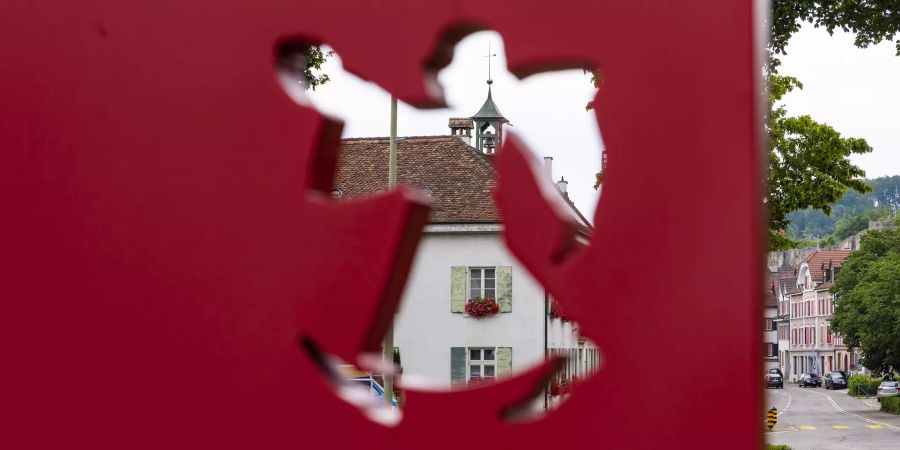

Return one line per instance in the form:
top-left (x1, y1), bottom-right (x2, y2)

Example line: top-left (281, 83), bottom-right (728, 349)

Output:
top-left (766, 386), bottom-right (900, 449)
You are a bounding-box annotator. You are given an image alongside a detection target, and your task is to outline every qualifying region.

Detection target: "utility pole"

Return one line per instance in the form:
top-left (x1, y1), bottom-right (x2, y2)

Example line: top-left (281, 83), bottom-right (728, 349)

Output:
top-left (383, 96), bottom-right (398, 407)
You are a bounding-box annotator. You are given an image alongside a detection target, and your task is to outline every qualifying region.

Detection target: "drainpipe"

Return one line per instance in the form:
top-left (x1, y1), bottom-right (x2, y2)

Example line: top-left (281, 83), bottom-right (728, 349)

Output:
top-left (543, 289), bottom-right (549, 411)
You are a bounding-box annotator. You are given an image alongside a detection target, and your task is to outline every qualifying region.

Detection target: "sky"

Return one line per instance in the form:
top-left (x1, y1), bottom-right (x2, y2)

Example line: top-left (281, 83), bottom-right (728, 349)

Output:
top-left (779, 26), bottom-right (900, 179)
top-left (304, 26), bottom-right (899, 221)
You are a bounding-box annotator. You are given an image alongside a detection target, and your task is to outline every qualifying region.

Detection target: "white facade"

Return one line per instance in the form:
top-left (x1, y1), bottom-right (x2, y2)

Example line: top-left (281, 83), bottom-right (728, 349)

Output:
top-left (393, 225), bottom-right (589, 387)
top-left (763, 304), bottom-right (779, 372)
top-left (775, 294), bottom-right (792, 379)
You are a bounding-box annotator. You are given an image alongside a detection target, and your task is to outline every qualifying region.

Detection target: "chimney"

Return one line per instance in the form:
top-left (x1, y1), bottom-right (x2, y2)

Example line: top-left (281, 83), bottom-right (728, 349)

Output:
top-left (448, 117), bottom-right (473, 145)
top-left (556, 176), bottom-right (568, 197)
top-left (543, 156), bottom-right (553, 181)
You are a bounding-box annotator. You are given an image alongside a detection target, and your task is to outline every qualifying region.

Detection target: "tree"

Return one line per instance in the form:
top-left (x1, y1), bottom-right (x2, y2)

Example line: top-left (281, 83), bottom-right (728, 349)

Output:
top-left (588, 8), bottom-right (891, 243)
top-left (787, 176), bottom-right (900, 239)
top-left (831, 208), bottom-right (891, 241)
top-left (831, 228), bottom-right (900, 375)
top-left (765, 2), bottom-right (898, 248)
top-left (277, 43), bottom-right (334, 91)
top-left (301, 46), bottom-right (334, 90)
top-left (771, 1), bottom-right (900, 58)
top-left (765, 74), bottom-right (872, 250)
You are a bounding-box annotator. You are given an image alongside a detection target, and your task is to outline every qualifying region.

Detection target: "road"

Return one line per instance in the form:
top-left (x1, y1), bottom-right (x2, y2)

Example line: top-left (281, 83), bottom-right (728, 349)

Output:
top-left (766, 385), bottom-right (900, 449)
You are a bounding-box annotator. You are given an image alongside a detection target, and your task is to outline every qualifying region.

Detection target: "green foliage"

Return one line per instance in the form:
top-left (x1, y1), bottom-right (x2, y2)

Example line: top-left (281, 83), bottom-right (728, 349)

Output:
top-left (788, 176), bottom-right (900, 239)
top-left (831, 228), bottom-right (900, 374)
top-left (833, 208), bottom-right (892, 241)
top-left (847, 374), bottom-right (882, 397)
top-left (583, 68), bottom-right (601, 111)
top-left (277, 43), bottom-right (333, 91)
top-left (302, 46), bottom-right (334, 90)
top-left (590, 2), bottom-right (889, 246)
top-left (762, 1), bottom-right (899, 249)
top-left (771, 1), bottom-right (900, 57)
top-left (766, 445), bottom-right (793, 450)
top-left (882, 396), bottom-right (900, 415)
top-left (766, 74), bottom-right (872, 249)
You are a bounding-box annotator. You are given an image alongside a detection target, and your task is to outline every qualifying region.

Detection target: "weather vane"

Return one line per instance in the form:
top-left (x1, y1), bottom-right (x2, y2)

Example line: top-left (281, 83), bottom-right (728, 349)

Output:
top-left (483, 42), bottom-right (497, 83)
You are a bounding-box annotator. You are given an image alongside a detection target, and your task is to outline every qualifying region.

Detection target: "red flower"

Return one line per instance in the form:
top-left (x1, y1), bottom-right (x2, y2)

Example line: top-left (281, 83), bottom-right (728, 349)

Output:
top-left (465, 298), bottom-right (500, 318)
top-left (549, 376), bottom-right (577, 396)
top-left (549, 300), bottom-right (572, 322)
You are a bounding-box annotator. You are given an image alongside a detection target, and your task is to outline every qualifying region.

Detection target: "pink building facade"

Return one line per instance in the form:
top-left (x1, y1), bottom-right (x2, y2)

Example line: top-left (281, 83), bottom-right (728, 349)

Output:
top-left (785, 250), bottom-right (861, 381)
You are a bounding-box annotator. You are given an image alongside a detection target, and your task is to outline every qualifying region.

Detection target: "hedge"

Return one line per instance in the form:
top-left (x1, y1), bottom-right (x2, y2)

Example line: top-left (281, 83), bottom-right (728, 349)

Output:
top-left (882, 396), bottom-right (900, 415)
top-left (766, 445), bottom-right (792, 450)
top-left (847, 374), bottom-right (881, 397)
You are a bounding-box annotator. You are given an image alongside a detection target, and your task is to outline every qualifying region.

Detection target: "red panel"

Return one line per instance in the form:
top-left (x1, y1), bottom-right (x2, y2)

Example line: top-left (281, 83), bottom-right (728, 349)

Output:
top-left (0, 0), bottom-right (763, 448)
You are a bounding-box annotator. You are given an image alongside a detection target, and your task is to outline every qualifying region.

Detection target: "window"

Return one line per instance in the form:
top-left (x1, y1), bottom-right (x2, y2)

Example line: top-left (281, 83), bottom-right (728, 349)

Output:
top-left (468, 348), bottom-right (495, 382)
top-left (469, 267), bottom-right (496, 299)
top-left (764, 318), bottom-right (773, 331)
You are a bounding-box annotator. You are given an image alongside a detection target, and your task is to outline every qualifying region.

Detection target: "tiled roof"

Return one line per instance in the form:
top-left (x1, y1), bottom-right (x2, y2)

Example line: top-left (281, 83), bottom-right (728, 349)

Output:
top-left (804, 250), bottom-right (852, 282)
top-left (334, 136), bottom-right (500, 223)
top-left (774, 265), bottom-right (797, 293)
top-left (786, 285), bottom-right (802, 296)
top-left (448, 118), bottom-right (473, 128)
top-left (766, 266), bottom-right (794, 306)
top-left (815, 280), bottom-right (834, 291)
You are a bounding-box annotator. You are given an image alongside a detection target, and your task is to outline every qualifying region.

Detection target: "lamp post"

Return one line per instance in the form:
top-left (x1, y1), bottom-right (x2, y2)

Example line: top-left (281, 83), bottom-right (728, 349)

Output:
top-left (383, 96), bottom-right (398, 407)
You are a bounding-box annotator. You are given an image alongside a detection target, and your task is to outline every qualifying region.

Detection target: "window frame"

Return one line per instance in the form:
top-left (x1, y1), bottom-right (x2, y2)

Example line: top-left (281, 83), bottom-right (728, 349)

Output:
top-left (468, 267), bottom-right (497, 300)
top-left (466, 347), bottom-right (497, 383)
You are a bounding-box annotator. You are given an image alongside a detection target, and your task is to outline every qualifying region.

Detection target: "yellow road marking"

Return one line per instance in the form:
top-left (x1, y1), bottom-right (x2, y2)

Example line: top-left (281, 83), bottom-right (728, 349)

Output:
top-left (799, 426), bottom-right (816, 431)
top-left (832, 425), bottom-right (850, 430)
top-left (867, 425), bottom-right (885, 430)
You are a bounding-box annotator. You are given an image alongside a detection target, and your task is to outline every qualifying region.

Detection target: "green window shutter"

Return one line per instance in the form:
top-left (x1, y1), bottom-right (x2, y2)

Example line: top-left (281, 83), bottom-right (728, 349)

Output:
top-left (450, 347), bottom-right (466, 385)
top-left (451, 266), bottom-right (467, 313)
top-left (497, 347), bottom-right (512, 377)
top-left (497, 266), bottom-right (512, 312)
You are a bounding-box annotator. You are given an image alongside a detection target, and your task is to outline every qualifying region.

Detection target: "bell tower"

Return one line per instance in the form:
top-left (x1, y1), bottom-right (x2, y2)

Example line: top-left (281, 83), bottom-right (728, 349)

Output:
top-left (471, 44), bottom-right (509, 154)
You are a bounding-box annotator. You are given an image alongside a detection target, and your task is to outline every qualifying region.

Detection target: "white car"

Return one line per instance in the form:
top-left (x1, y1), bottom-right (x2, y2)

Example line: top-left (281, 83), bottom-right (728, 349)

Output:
top-left (877, 381), bottom-right (899, 401)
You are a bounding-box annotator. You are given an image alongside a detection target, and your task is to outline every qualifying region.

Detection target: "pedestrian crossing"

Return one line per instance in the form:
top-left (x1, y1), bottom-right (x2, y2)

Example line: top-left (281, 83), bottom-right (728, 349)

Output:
top-left (793, 424), bottom-right (889, 431)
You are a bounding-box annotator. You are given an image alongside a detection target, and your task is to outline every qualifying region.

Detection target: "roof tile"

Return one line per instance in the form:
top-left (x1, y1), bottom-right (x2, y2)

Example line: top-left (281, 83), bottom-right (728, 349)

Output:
top-left (804, 250), bottom-right (852, 283)
top-left (334, 136), bottom-right (500, 223)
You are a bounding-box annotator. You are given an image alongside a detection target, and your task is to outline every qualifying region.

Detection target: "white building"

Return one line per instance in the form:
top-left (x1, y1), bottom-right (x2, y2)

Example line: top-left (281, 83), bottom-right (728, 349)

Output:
top-left (771, 266), bottom-right (796, 378)
top-left (334, 83), bottom-right (595, 405)
top-left (763, 273), bottom-right (781, 373)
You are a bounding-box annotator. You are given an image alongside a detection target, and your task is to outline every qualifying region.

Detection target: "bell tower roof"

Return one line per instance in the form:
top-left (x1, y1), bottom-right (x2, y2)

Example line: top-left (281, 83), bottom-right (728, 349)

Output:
top-left (471, 81), bottom-right (509, 123)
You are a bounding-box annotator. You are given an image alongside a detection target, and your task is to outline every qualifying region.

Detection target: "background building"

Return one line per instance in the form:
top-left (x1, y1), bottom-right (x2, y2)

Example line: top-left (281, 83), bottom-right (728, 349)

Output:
top-left (334, 84), bottom-right (595, 403)
top-left (787, 250), bottom-right (853, 380)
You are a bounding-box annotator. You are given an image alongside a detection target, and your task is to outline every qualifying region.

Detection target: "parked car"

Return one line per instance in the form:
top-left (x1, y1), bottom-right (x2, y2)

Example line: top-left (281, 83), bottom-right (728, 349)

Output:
top-left (876, 381), bottom-right (899, 402)
top-left (798, 373), bottom-right (821, 388)
top-left (767, 368), bottom-right (784, 378)
top-left (824, 371), bottom-right (848, 390)
top-left (765, 372), bottom-right (784, 389)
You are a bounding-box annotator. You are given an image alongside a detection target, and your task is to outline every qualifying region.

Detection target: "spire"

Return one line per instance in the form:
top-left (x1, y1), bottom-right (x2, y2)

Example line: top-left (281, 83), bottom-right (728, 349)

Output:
top-left (470, 43), bottom-right (509, 154)
top-left (472, 81), bottom-right (509, 122)
top-left (473, 43), bottom-right (508, 122)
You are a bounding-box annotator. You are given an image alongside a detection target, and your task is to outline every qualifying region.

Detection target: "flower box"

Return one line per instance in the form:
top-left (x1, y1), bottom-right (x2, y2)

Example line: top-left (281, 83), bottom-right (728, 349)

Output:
top-left (465, 297), bottom-right (500, 318)
top-left (549, 376), bottom-right (577, 396)
top-left (549, 300), bottom-right (572, 322)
